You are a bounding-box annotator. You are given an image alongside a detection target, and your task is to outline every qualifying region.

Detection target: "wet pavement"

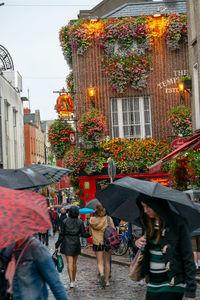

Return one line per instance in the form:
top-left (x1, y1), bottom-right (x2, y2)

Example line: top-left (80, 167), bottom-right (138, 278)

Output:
top-left (47, 233), bottom-right (200, 300)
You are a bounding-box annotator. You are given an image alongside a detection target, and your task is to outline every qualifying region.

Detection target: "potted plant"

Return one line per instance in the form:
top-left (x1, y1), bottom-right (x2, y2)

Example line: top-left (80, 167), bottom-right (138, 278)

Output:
top-left (179, 75), bottom-right (192, 90)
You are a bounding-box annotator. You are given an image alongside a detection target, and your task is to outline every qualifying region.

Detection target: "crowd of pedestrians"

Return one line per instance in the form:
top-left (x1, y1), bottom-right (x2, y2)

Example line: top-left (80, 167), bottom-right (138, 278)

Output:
top-left (0, 198), bottom-right (199, 300)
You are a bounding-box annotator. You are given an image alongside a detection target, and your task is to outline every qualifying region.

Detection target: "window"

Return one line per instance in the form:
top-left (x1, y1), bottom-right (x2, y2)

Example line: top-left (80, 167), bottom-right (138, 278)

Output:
top-left (193, 64), bottom-right (200, 130)
top-left (110, 96), bottom-right (152, 139)
top-left (13, 108), bottom-right (18, 168)
top-left (4, 100), bottom-right (10, 168)
top-left (0, 89), bottom-right (2, 166)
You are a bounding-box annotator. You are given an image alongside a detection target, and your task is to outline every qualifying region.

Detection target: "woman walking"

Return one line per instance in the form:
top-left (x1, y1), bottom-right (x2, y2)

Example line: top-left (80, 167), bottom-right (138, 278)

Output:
top-left (135, 196), bottom-right (196, 300)
top-left (55, 206), bottom-right (90, 288)
top-left (89, 203), bottom-right (115, 287)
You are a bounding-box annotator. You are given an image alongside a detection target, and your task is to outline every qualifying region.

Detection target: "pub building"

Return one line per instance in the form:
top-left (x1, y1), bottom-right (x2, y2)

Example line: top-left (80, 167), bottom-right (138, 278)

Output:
top-left (59, 0), bottom-right (196, 205)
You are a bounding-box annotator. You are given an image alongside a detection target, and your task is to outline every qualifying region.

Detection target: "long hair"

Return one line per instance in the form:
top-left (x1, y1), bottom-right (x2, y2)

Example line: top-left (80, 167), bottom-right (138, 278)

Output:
top-left (140, 207), bottom-right (162, 244)
top-left (95, 203), bottom-right (106, 217)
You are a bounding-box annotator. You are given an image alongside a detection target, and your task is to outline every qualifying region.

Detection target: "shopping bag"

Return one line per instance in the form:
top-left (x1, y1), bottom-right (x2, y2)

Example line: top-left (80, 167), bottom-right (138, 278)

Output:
top-left (56, 253), bottom-right (64, 273)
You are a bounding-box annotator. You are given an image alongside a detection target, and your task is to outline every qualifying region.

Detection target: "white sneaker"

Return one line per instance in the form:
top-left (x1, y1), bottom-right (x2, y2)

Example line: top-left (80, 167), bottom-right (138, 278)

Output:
top-left (70, 282), bottom-right (74, 288)
top-left (105, 281), bottom-right (110, 287)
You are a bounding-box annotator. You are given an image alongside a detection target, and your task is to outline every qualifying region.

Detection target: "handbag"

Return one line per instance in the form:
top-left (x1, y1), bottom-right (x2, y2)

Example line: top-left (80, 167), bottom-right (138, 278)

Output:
top-left (56, 253), bottom-right (64, 273)
top-left (128, 248), bottom-right (143, 282)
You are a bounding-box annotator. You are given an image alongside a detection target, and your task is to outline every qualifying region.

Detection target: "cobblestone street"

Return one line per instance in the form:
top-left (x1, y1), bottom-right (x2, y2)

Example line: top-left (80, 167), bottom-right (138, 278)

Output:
top-left (47, 234), bottom-right (200, 300)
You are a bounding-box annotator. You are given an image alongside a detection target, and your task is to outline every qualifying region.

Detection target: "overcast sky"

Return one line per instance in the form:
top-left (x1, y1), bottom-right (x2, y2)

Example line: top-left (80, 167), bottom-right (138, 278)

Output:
top-left (0, 0), bottom-right (100, 120)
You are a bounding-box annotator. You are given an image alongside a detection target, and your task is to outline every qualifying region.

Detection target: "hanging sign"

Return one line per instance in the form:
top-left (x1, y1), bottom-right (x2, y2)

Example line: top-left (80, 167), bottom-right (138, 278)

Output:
top-left (57, 94), bottom-right (73, 119)
top-left (69, 132), bottom-right (76, 145)
top-left (171, 138), bottom-right (187, 150)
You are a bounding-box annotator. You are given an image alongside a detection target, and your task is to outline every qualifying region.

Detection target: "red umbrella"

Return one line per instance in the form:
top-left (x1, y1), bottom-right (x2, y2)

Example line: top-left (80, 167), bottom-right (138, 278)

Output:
top-left (0, 187), bottom-right (52, 249)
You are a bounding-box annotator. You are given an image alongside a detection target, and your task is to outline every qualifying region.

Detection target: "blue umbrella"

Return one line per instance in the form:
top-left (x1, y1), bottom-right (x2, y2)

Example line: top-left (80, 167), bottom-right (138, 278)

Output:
top-left (79, 208), bottom-right (94, 215)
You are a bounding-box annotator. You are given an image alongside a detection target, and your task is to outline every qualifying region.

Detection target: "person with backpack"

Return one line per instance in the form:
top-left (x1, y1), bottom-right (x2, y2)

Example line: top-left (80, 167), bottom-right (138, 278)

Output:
top-left (89, 203), bottom-right (116, 287)
top-left (4, 236), bottom-right (69, 300)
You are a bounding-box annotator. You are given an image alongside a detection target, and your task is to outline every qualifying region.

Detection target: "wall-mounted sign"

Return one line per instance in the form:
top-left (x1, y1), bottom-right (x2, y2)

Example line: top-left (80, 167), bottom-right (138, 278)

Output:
top-left (171, 138), bottom-right (187, 150)
top-left (157, 70), bottom-right (188, 94)
top-left (69, 132), bottom-right (76, 145)
top-left (57, 94), bottom-right (73, 119)
top-left (84, 182), bottom-right (90, 190)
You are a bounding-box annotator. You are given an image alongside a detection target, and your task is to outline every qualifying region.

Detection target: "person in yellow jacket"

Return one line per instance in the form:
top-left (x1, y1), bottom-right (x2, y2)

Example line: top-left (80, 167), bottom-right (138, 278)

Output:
top-left (89, 203), bottom-right (115, 287)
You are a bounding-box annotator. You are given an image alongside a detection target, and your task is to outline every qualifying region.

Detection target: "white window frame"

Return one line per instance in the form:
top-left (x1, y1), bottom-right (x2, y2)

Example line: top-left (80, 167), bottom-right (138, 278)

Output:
top-left (110, 96), bottom-right (152, 139)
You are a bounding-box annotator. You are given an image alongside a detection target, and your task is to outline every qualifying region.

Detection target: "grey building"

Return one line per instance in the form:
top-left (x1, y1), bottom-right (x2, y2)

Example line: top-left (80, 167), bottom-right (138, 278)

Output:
top-left (186, 0), bottom-right (200, 132)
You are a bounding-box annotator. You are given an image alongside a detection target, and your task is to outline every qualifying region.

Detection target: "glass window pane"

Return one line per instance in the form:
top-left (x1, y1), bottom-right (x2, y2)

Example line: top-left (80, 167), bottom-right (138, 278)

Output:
top-left (134, 112), bottom-right (140, 124)
top-left (123, 112), bottom-right (128, 125)
top-left (112, 113), bottom-right (118, 126)
top-left (113, 127), bottom-right (119, 138)
top-left (134, 98), bottom-right (139, 111)
top-left (128, 98), bottom-right (133, 111)
top-left (130, 126), bottom-right (134, 136)
top-left (145, 125), bottom-right (151, 136)
top-left (135, 125), bottom-right (141, 136)
top-left (144, 111), bottom-right (150, 123)
top-left (144, 96), bottom-right (149, 110)
top-left (122, 99), bottom-right (128, 111)
top-left (123, 126), bottom-right (129, 137)
top-left (130, 112), bottom-right (134, 123)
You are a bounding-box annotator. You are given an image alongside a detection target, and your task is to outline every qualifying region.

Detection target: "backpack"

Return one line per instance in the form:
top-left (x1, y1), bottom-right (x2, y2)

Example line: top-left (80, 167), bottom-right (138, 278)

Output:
top-left (104, 216), bottom-right (120, 251)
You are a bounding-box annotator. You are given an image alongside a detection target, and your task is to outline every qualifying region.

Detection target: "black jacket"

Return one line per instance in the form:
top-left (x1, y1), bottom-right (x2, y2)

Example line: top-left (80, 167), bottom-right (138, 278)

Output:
top-left (55, 206), bottom-right (90, 256)
top-left (58, 213), bottom-right (67, 229)
top-left (140, 211), bottom-right (196, 298)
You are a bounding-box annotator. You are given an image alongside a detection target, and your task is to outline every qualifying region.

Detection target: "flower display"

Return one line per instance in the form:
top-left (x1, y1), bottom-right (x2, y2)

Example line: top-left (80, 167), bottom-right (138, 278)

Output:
top-left (59, 14), bottom-right (187, 92)
top-left (98, 17), bottom-right (150, 53)
top-left (48, 120), bottom-right (74, 159)
top-left (78, 108), bottom-right (107, 149)
top-left (164, 13), bottom-right (187, 50)
top-left (101, 138), bottom-right (171, 173)
top-left (63, 137), bottom-right (171, 189)
top-left (167, 106), bottom-right (192, 137)
top-left (186, 150), bottom-right (200, 189)
top-left (66, 71), bottom-right (74, 99)
top-left (59, 24), bottom-right (73, 66)
top-left (169, 157), bottom-right (189, 190)
top-left (169, 150), bottom-right (200, 190)
top-left (100, 53), bottom-right (150, 93)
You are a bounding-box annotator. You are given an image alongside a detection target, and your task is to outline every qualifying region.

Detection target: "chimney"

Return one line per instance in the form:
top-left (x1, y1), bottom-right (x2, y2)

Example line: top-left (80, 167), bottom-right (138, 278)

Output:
top-left (24, 108), bottom-right (31, 114)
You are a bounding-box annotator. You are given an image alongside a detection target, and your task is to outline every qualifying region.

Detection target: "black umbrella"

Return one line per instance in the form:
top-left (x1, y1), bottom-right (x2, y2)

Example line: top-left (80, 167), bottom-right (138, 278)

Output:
top-left (96, 176), bottom-right (200, 231)
top-left (86, 198), bottom-right (99, 210)
top-left (0, 168), bottom-right (51, 190)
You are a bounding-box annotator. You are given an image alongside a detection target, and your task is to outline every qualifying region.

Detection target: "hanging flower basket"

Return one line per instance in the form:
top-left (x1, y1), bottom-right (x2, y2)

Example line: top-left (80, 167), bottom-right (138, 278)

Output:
top-left (48, 120), bottom-right (74, 159)
top-left (78, 108), bottom-right (107, 149)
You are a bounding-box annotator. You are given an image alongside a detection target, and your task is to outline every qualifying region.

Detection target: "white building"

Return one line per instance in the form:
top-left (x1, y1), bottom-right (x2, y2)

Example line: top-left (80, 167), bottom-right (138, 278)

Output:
top-left (0, 71), bottom-right (25, 168)
top-left (186, 0), bottom-right (200, 132)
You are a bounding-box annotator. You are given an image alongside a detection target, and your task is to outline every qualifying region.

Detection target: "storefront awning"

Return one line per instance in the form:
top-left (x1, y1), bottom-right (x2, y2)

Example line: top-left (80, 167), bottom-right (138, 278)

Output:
top-left (149, 132), bottom-right (200, 173)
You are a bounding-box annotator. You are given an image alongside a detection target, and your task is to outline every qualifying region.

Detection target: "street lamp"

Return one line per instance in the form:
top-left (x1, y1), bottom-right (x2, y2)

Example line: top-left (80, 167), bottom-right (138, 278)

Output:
top-left (88, 87), bottom-right (96, 108)
top-left (178, 82), bottom-right (192, 105)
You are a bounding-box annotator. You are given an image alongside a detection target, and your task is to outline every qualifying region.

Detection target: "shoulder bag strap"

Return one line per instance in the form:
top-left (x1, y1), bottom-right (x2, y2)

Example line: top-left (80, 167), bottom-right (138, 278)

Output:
top-left (15, 237), bottom-right (34, 269)
top-left (5, 237), bottom-right (34, 294)
top-left (106, 215), bottom-right (110, 226)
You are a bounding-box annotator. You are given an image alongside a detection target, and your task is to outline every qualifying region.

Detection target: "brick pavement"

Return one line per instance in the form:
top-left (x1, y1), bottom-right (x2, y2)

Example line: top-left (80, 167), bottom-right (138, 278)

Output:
top-left (48, 234), bottom-right (200, 300)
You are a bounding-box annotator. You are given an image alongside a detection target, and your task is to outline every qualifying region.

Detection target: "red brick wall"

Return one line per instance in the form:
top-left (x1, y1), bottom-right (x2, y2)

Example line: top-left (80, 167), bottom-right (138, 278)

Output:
top-left (73, 39), bottom-right (190, 142)
top-left (24, 124), bottom-right (37, 166)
